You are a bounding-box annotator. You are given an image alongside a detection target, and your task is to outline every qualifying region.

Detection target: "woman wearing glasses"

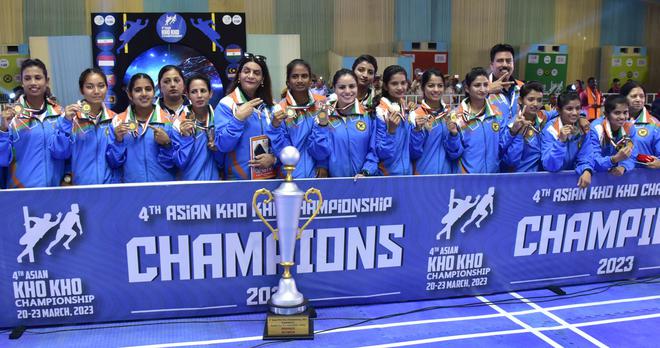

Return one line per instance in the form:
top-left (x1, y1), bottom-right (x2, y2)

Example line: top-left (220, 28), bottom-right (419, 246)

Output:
top-left (214, 53), bottom-right (277, 180)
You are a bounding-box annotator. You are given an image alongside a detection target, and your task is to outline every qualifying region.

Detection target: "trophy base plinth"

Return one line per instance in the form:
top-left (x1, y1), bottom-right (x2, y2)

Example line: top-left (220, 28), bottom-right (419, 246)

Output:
top-left (263, 301), bottom-right (314, 340)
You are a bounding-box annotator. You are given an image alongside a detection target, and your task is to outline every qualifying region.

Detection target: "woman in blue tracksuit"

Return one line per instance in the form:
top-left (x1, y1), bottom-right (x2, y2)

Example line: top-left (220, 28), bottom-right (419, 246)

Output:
top-left (50, 68), bottom-right (119, 185)
top-left (620, 81), bottom-right (660, 169)
top-left (156, 65), bottom-right (190, 120)
top-left (444, 67), bottom-right (521, 173)
top-left (501, 81), bottom-right (557, 172)
top-left (170, 73), bottom-right (223, 181)
top-left (214, 53), bottom-right (277, 180)
top-left (541, 92), bottom-right (593, 188)
top-left (374, 65), bottom-right (413, 176)
top-left (266, 59), bottom-right (325, 178)
top-left (409, 68), bottom-right (457, 174)
top-left (0, 59), bottom-right (64, 188)
top-left (307, 69), bottom-right (379, 177)
top-left (589, 95), bottom-right (637, 175)
top-left (106, 73), bottom-right (177, 183)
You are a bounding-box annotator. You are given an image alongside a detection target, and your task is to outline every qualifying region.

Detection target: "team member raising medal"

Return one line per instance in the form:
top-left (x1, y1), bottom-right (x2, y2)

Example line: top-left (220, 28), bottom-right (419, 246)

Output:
top-left (409, 69), bottom-right (456, 174)
top-left (0, 59), bottom-right (64, 188)
top-left (214, 53), bottom-right (277, 180)
top-left (51, 68), bottom-right (119, 184)
top-left (308, 69), bottom-right (379, 177)
top-left (170, 73), bottom-right (223, 180)
top-left (541, 92), bottom-right (594, 188)
top-left (107, 73), bottom-right (177, 183)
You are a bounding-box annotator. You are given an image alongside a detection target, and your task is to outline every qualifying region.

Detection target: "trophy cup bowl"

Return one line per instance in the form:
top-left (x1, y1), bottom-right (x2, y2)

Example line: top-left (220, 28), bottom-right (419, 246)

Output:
top-left (253, 146), bottom-right (323, 340)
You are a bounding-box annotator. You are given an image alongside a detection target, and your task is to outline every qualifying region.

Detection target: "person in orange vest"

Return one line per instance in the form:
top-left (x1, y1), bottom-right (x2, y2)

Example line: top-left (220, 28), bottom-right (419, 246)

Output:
top-left (580, 77), bottom-right (603, 121)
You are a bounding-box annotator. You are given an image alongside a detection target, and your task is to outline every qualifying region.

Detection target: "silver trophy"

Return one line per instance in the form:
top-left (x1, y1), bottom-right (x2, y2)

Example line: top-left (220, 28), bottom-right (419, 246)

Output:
top-left (253, 146), bottom-right (323, 339)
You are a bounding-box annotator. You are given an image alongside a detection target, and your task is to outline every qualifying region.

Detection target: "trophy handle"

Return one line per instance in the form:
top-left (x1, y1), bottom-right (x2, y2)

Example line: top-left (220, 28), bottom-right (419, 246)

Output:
top-left (252, 188), bottom-right (279, 240)
top-left (298, 188), bottom-right (323, 239)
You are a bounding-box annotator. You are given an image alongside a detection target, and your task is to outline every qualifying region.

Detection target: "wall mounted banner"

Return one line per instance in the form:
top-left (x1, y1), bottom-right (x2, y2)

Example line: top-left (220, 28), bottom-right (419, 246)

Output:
top-left (91, 12), bottom-right (246, 112)
top-left (1, 171), bottom-right (659, 328)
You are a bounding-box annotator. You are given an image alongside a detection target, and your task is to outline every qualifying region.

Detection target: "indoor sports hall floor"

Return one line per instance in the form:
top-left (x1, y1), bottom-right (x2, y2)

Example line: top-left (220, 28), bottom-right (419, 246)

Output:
top-left (5, 277), bottom-right (660, 347)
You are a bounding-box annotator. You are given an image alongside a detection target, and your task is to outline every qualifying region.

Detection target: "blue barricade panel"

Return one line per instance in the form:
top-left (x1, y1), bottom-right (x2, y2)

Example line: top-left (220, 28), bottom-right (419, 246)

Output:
top-left (1, 170), bottom-right (659, 327)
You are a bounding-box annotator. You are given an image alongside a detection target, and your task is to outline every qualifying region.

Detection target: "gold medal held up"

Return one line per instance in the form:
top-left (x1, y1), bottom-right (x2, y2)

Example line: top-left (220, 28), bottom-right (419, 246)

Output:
top-left (615, 136), bottom-right (633, 151)
top-left (11, 103), bottom-right (24, 116)
top-left (81, 102), bottom-right (92, 115)
top-left (286, 108), bottom-right (297, 119)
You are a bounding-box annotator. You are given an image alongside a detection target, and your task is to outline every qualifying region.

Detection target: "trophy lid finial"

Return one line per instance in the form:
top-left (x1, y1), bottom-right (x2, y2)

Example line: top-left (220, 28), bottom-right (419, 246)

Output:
top-left (280, 146), bottom-right (300, 182)
top-left (280, 146), bottom-right (300, 166)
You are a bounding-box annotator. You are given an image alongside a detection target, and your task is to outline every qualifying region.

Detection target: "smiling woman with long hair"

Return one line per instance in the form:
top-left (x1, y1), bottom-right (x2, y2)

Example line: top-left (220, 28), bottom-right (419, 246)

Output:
top-left (0, 59), bottom-right (64, 188)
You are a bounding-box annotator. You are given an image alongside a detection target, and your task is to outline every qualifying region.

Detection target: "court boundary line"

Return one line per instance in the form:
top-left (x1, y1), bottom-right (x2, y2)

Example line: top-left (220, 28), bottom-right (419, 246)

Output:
top-left (510, 291), bottom-right (607, 348)
top-left (103, 294), bottom-right (660, 348)
top-left (120, 312), bottom-right (660, 348)
top-left (357, 313), bottom-right (660, 348)
top-left (476, 295), bottom-right (562, 347)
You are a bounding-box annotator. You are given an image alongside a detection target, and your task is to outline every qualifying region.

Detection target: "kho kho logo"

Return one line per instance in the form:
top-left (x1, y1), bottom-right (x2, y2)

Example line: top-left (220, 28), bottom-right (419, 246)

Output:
top-left (157, 13), bottom-right (186, 43)
top-left (17, 204), bottom-right (84, 264)
top-left (436, 187), bottom-right (495, 240)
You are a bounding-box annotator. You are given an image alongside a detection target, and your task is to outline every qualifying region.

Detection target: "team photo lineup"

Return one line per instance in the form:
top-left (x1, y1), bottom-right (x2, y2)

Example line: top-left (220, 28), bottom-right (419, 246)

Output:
top-left (0, 43), bottom-right (658, 189)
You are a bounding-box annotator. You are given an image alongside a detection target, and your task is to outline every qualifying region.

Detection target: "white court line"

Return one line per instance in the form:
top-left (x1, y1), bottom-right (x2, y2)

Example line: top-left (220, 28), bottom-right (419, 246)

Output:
top-left (510, 292), bottom-right (608, 348)
top-left (252, 215), bottom-right (357, 222)
top-left (572, 312), bottom-right (660, 328)
top-left (510, 274), bottom-right (590, 284)
top-left (544, 294), bottom-right (660, 312)
top-left (476, 295), bottom-right (562, 347)
top-left (121, 295), bottom-right (660, 348)
top-left (639, 265), bottom-right (660, 271)
top-left (131, 304), bottom-right (237, 314)
top-left (357, 313), bottom-right (660, 348)
top-left (357, 328), bottom-right (534, 348)
top-left (123, 335), bottom-right (264, 348)
top-left (310, 292), bottom-right (401, 302)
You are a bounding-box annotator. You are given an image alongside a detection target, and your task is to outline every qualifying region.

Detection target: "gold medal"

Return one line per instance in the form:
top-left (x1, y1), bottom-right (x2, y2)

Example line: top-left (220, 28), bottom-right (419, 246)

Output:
top-left (125, 120), bottom-right (138, 132)
top-left (81, 103), bottom-right (92, 115)
top-left (526, 129), bottom-right (534, 138)
top-left (317, 110), bottom-right (327, 122)
top-left (286, 108), bottom-right (297, 118)
top-left (615, 137), bottom-right (632, 151)
top-left (12, 104), bottom-right (24, 116)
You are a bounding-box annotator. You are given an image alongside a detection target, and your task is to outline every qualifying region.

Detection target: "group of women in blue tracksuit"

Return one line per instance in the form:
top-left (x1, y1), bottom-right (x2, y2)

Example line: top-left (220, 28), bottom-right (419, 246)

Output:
top-left (1, 54), bottom-right (658, 189)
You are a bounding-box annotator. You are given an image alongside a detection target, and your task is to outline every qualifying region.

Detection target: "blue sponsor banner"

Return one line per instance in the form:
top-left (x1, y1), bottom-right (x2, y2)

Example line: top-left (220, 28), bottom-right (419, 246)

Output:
top-left (1, 171), bottom-right (659, 327)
